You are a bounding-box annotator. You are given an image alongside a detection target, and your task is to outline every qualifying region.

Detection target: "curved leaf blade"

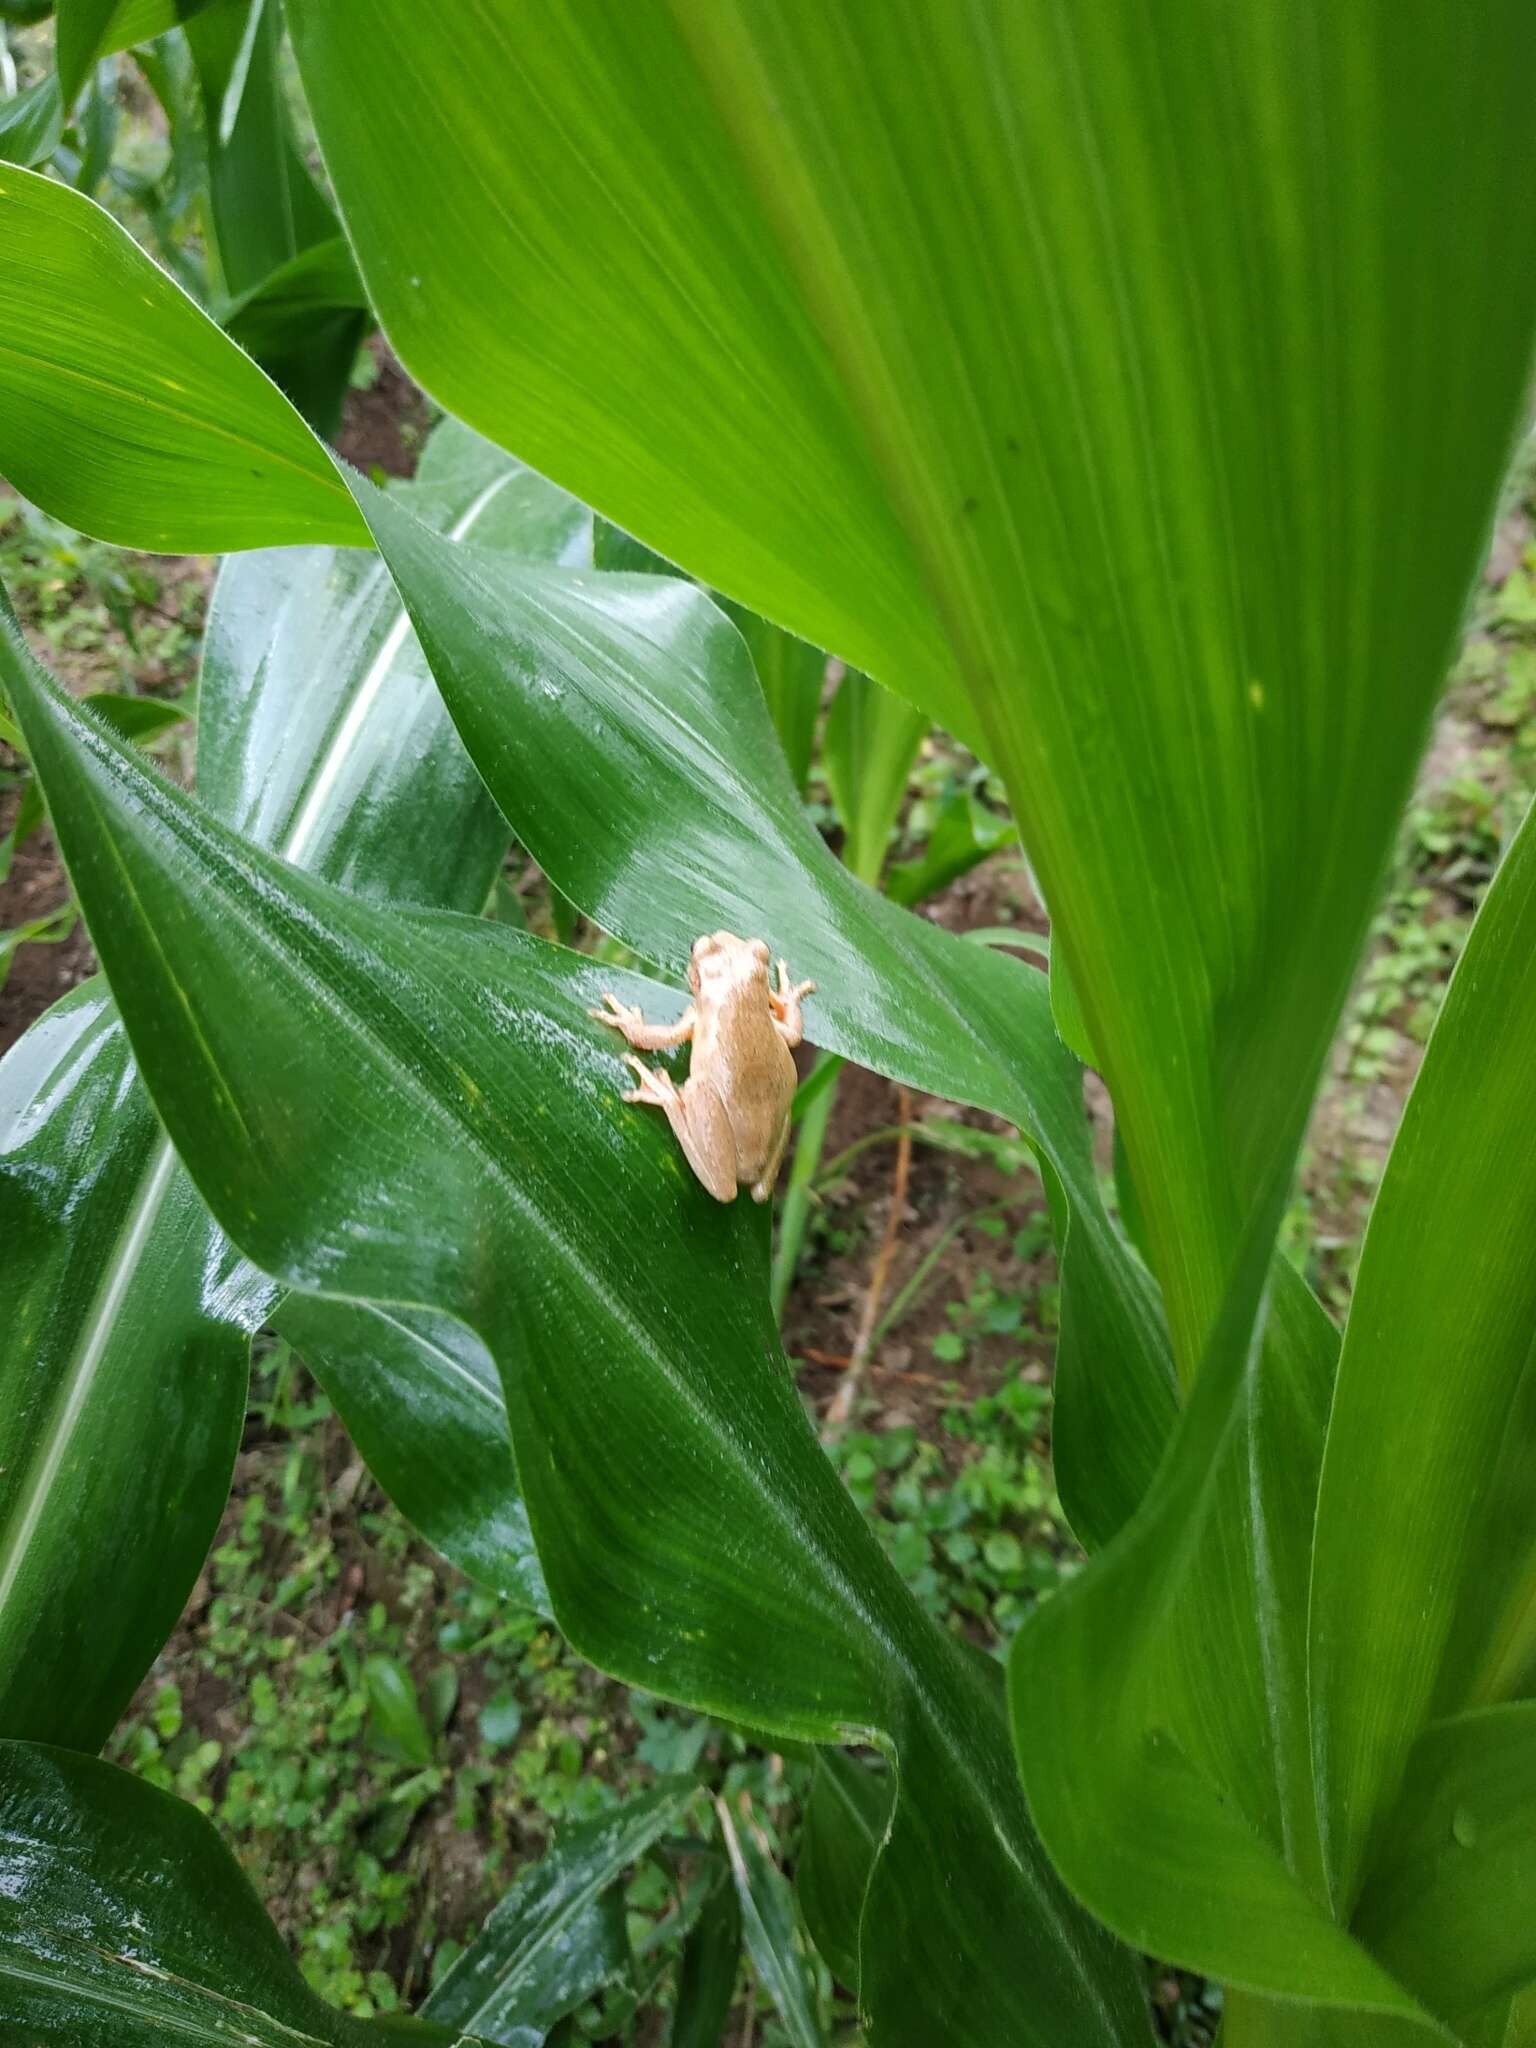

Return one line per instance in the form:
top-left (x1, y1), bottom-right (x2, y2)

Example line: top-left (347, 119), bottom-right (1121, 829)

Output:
top-left (1352, 1705), bottom-right (1536, 2029)
top-left (0, 981), bottom-right (270, 1749)
top-left (348, 481), bottom-right (1176, 1553)
top-left (0, 164), bottom-right (365, 549)
top-left (422, 1780), bottom-right (697, 2042)
top-left (1311, 797), bottom-right (1536, 1903)
top-left (274, 1294), bottom-right (547, 1613)
top-left (718, 1797), bottom-right (823, 2048)
top-left (289, 0), bottom-right (1536, 1383)
top-left (0, 121), bottom-right (1174, 1555)
top-left (3, 603), bottom-right (1151, 2048)
top-left (0, 420), bottom-right (571, 1747)
top-left (0, 78), bottom-right (63, 166)
top-left (0, 1738), bottom-right (457, 2045)
top-left (796, 1751), bottom-right (893, 1994)
top-left (287, 1), bottom-right (969, 748)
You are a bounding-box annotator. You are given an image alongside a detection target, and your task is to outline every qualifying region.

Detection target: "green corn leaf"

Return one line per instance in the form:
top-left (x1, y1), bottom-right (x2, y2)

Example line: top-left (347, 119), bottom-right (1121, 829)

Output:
top-left (0, 1738), bottom-right (467, 2045)
top-left (288, 1), bottom-right (1536, 1390)
top-left (0, 162), bottom-right (1175, 1549)
top-left (1009, 1253), bottom-right (1408, 2015)
top-left (821, 669), bottom-right (927, 888)
top-left (344, 477), bottom-right (1175, 1554)
top-left (184, 0), bottom-right (333, 299)
top-left (1351, 1705), bottom-right (1536, 2029)
top-left (0, 420), bottom-right (570, 1748)
top-left (590, 519), bottom-right (830, 798)
top-left (718, 1797), bottom-right (824, 2048)
top-left (0, 980), bottom-right (270, 1750)
top-left (1311, 794), bottom-right (1536, 1907)
top-left (275, 1294), bottom-right (547, 1613)
top-left (178, 0), bottom-right (365, 434)
top-left (0, 77), bottom-right (63, 166)
top-left (720, 599), bottom-right (825, 798)
top-left (0, 163), bottom-right (364, 550)
top-left (55, 1), bottom-right (215, 105)
top-left (1014, 792), bottom-right (1536, 2035)
top-left (2, 597), bottom-right (1151, 2048)
top-left (796, 1750), bottom-right (894, 1994)
top-left (671, 1867), bottom-right (743, 2048)
top-left (423, 1782), bottom-right (697, 2044)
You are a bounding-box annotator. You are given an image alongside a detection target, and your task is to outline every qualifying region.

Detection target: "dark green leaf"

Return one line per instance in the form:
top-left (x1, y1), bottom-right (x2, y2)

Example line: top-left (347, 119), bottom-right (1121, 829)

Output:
top-left (718, 1797), bottom-right (823, 2048)
top-left (185, 0), bottom-right (332, 299)
top-left (0, 78), bottom-right (63, 166)
top-left (797, 1751), bottom-right (893, 1994)
top-left (346, 477), bottom-right (1175, 1554)
top-left (222, 236), bottom-right (370, 437)
top-left (0, 980), bottom-right (270, 1749)
top-left (80, 688), bottom-right (190, 741)
top-left (0, 419), bottom-right (567, 1750)
top-left (276, 1294), bottom-right (546, 1613)
top-left (3, 585), bottom-right (1151, 2048)
top-left (671, 1869), bottom-right (742, 2048)
top-left (0, 1739), bottom-right (456, 2045)
top-left (363, 1654), bottom-right (434, 1769)
top-left (422, 1782), bottom-right (697, 2043)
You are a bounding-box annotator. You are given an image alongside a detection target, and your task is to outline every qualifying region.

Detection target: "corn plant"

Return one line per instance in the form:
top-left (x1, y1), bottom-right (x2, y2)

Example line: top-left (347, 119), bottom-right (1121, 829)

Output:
top-left (3, 4), bottom-right (1536, 2045)
top-left (2, 0), bottom-right (369, 431)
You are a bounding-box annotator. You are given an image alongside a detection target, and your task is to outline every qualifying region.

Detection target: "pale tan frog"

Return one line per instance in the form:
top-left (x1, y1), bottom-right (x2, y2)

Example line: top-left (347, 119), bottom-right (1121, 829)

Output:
top-left (592, 932), bottom-right (816, 1203)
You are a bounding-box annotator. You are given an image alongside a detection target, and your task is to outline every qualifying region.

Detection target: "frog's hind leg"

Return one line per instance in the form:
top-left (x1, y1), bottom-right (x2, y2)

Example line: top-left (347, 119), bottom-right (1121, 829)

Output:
top-left (749, 1112), bottom-right (792, 1205)
top-left (622, 1057), bottom-right (738, 1204)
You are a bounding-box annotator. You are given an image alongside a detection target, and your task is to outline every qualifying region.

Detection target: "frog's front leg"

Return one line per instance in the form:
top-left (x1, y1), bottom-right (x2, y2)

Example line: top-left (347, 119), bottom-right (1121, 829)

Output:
top-left (768, 960), bottom-right (816, 1049)
top-left (620, 1056), bottom-right (739, 1203)
top-left (591, 991), bottom-right (696, 1051)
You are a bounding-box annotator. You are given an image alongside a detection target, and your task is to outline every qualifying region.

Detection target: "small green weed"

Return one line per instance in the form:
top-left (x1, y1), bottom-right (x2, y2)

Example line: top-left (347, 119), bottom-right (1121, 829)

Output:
top-left (831, 1370), bottom-right (1071, 1647)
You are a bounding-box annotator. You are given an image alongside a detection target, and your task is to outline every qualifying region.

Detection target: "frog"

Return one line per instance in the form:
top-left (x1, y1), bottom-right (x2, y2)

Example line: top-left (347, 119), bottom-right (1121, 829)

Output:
top-left (591, 932), bottom-right (816, 1203)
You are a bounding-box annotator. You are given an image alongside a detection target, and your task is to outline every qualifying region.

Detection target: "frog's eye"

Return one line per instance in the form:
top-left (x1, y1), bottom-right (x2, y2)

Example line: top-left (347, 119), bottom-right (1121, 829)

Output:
top-left (751, 939), bottom-right (770, 964)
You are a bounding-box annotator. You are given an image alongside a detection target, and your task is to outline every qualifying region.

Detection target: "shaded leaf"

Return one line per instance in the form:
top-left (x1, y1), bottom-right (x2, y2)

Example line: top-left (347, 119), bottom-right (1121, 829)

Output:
top-left (671, 1868), bottom-right (743, 2048)
top-left (4, 581), bottom-right (1151, 2048)
top-left (797, 1750), bottom-right (893, 1994)
top-left (1311, 796), bottom-right (1536, 1902)
top-left (276, 1294), bottom-right (546, 1613)
top-left (0, 420), bottom-right (568, 1749)
top-left (821, 668), bottom-right (926, 887)
top-left (0, 1739), bottom-right (460, 2045)
top-left (0, 77), bottom-right (63, 166)
top-left (422, 1781), bottom-right (697, 2044)
top-left (718, 1797), bottom-right (824, 2048)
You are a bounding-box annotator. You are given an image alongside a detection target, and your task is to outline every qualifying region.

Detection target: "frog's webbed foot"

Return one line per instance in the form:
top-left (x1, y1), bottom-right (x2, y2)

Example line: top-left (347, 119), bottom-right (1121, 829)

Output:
top-left (769, 960), bottom-right (816, 1048)
top-left (590, 991), bottom-right (695, 1051)
top-left (619, 1052), bottom-right (680, 1109)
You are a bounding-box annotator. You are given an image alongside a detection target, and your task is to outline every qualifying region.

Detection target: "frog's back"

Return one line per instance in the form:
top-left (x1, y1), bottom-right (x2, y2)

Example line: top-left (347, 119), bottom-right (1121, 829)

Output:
top-left (710, 981), bottom-right (795, 1173)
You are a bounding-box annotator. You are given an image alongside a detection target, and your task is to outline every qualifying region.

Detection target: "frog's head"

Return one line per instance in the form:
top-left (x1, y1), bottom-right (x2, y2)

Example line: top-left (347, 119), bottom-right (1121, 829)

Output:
top-left (689, 931), bottom-right (771, 996)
